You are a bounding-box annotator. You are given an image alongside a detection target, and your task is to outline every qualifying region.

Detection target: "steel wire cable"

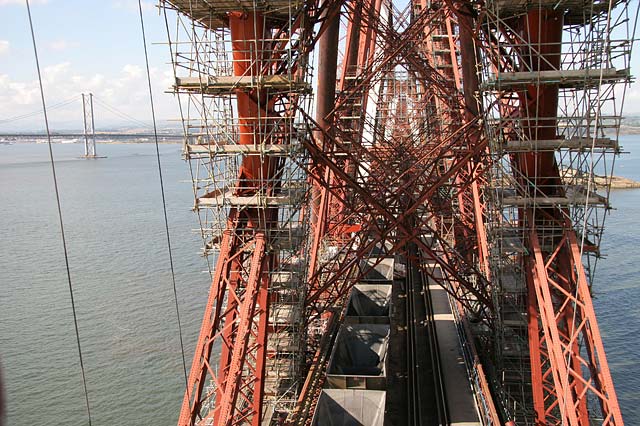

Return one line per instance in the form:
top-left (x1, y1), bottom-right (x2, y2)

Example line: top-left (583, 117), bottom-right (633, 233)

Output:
top-left (161, 3), bottom-right (214, 277)
top-left (0, 96), bottom-right (79, 124)
top-left (25, 1), bottom-right (92, 424)
top-left (91, 96), bottom-right (153, 129)
top-left (137, 0), bottom-right (189, 387)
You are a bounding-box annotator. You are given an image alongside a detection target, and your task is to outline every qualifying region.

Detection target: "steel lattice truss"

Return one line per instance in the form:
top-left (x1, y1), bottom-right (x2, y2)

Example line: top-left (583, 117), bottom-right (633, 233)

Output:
top-left (160, 0), bottom-right (635, 425)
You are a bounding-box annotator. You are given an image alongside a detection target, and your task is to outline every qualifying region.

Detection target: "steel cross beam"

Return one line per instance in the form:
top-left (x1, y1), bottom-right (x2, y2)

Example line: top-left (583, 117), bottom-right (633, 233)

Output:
top-left (288, 1), bottom-right (503, 418)
top-left (416, 0), bottom-right (492, 279)
top-left (173, 5), bottom-right (316, 425)
top-left (526, 216), bottom-right (623, 425)
top-left (214, 236), bottom-right (267, 425)
top-left (298, 0), bottom-right (496, 323)
top-left (300, 109), bottom-right (493, 313)
top-left (476, 5), bottom-right (625, 424)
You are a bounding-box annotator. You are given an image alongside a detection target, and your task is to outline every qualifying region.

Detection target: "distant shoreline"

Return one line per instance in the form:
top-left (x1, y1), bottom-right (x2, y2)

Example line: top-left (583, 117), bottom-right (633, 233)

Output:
top-left (0, 135), bottom-right (182, 145)
top-left (562, 168), bottom-right (640, 189)
top-left (618, 126), bottom-right (640, 135)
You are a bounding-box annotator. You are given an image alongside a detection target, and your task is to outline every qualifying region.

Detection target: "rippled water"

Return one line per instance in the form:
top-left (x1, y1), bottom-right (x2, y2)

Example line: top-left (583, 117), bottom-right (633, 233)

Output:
top-left (0, 143), bottom-right (207, 425)
top-left (1, 141), bottom-right (638, 424)
top-left (591, 135), bottom-right (640, 423)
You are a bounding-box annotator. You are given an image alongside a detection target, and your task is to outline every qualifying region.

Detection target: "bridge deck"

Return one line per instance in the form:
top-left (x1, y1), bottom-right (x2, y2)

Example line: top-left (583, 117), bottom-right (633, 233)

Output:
top-left (429, 281), bottom-right (482, 426)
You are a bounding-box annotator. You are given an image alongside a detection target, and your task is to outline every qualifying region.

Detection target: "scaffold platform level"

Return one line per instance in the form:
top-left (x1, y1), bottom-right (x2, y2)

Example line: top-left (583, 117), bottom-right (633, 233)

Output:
top-left (264, 357), bottom-right (296, 391)
top-left (269, 304), bottom-right (303, 326)
top-left (489, 229), bottom-right (527, 253)
top-left (483, 68), bottom-right (629, 90)
top-left (501, 193), bottom-right (608, 207)
top-left (266, 333), bottom-right (301, 355)
top-left (270, 271), bottom-right (299, 288)
top-left (488, 115), bottom-right (622, 129)
top-left (500, 268), bottom-right (527, 292)
top-left (503, 138), bottom-right (618, 152)
top-left (174, 76), bottom-right (311, 94)
top-left (196, 190), bottom-right (304, 208)
top-left (486, 0), bottom-right (623, 22)
top-left (165, 0), bottom-right (302, 29)
top-left (267, 228), bottom-right (305, 250)
top-left (186, 143), bottom-right (300, 156)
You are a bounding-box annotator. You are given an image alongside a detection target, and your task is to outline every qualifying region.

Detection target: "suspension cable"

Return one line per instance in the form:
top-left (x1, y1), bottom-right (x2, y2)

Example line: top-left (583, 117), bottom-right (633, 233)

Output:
top-left (91, 96), bottom-right (153, 129)
top-left (162, 3), bottom-right (213, 277)
top-left (25, 1), bottom-right (92, 424)
top-left (0, 95), bottom-right (78, 125)
top-left (137, 0), bottom-right (189, 386)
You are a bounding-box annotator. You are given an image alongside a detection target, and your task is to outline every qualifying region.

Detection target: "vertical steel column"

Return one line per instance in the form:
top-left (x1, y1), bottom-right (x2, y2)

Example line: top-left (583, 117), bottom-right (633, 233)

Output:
top-left (89, 93), bottom-right (96, 157)
top-left (514, 10), bottom-right (623, 425)
top-left (517, 10), bottom-right (563, 192)
top-left (457, 4), bottom-right (490, 278)
top-left (309, 0), bottom-right (340, 281)
top-left (177, 11), bottom-right (277, 426)
top-left (82, 93), bottom-right (89, 156)
top-left (229, 12), bottom-right (273, 197)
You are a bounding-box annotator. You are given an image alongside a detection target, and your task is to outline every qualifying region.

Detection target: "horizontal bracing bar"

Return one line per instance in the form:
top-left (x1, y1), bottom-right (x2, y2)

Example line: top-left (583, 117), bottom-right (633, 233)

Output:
top-left (186, 143), bottom-right (300, 156)
top-left (485, 0), bottom-right (623, 24)
top-left (482, 68), bottom-right (629, 89)
top-left (501, 138), bottom-right (618, 152)
top-left (500, 194), bottom-right (608, 207)
top-left (174, 75), bottom-right (311, 94)
top-left (164, 0), bottom-right (303, 29)
top-left (196, 191), bottom-right (305, 208)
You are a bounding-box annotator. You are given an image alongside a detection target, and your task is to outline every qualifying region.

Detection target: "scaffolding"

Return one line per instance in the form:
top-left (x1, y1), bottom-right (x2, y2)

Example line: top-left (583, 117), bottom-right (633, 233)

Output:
top-left (158, 0), bottom-right (633, 424)
top-left (478, 0), bottom-right (633, 423)
top-left (161, 1), bottom-right (314, 423)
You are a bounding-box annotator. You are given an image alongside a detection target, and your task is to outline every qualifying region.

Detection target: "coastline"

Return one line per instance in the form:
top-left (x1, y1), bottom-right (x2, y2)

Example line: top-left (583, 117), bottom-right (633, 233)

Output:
top-left (563, 168), bottom-right (640, 189)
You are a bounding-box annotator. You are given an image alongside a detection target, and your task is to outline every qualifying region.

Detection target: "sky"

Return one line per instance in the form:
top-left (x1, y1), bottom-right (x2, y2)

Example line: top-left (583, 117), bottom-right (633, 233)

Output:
top-left (0, 0), bottom-right (179, 132)
top-left (1, 1), bottom-right (640, 132)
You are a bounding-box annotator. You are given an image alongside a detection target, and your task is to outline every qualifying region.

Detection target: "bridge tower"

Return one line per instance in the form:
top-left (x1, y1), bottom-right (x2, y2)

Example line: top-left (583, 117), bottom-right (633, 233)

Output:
top-left (81, 93), bottom-right (97, 158)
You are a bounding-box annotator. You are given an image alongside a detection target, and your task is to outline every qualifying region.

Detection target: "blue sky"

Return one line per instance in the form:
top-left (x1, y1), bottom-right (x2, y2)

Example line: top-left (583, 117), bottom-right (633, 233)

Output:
top-left (0, 0), bottom-right (179, 131)
top-left (1, 1), bottom-right (640, 132)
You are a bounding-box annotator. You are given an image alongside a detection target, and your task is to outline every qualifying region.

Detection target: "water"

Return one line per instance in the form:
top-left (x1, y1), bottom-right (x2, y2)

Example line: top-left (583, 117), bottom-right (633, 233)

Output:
top-left (1, 141), bottom-right (639, 425)
top-left (591, 135), bottom-right (640, 423)
top-left (0, 143), bottom-right (207, 425)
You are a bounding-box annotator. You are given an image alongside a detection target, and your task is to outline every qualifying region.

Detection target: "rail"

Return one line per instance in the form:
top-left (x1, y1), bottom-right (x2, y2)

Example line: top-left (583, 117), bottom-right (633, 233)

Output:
top-left (406, 246), bottom-right (450, 425)
top-left (450, 294), bottom-right (502, 425)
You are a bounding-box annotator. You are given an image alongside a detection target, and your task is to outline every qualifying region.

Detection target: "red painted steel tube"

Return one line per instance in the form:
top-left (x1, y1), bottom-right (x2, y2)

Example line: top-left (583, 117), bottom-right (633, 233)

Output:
top-left (177, 10), bottom-right (289, 426)
top-left (517, 10), bottom-right (563, 191)
top-left (515, 9), bottom-right (623, 424)
top-left (229, 12), bottom-right (276, 199)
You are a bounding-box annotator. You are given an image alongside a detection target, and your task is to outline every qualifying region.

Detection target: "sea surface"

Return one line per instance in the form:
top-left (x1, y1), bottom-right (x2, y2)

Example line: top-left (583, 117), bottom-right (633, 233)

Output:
top-left (1, 140), bottom-right (639, 425)
top-left (0, 143), bottom-right (207, 425)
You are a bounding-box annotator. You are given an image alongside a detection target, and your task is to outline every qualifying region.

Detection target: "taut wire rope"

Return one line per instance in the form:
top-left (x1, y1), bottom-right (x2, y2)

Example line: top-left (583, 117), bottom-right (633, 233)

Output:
top-left (25, 1), bottom-right (92, 424)
top-left (137, 0), bottom-right (189, 387)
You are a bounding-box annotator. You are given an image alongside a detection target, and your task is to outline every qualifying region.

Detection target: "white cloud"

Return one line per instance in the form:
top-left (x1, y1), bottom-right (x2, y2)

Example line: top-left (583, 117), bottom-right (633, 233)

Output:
top-left (112, 0), bottom-right (155, 12)
top-left (122, 64), bottom-right (143, 79)
top-left (0, 40), bottom-right (8, 54)
top-left (0, 61), bottom-right (179, 131)
top-left (47, 39), bottom-right (79, 51)
top-left (0, 0), bottom-right (48, 5)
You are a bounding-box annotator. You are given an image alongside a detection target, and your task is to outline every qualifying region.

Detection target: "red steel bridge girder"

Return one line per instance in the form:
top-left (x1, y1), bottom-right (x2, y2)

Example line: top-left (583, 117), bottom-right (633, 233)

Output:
top-left (166, 0), bottom-right (628, 424)
top-left (177, 10), bottom-right (295, 426)
top-left (509, 9), bottom-right (624, 426)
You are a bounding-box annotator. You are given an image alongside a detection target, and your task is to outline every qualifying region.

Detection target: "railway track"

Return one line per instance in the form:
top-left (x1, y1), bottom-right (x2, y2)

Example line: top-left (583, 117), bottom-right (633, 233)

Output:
top-left (405, 243), bottom-right (450, 425)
